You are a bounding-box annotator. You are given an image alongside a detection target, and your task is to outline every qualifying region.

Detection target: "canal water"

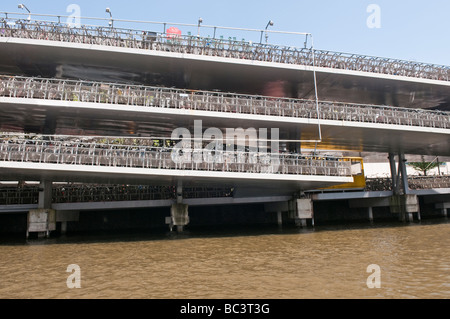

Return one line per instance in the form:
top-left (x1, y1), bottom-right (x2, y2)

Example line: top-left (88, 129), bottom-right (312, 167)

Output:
top-left (0, 219), bottom-right (448, 299)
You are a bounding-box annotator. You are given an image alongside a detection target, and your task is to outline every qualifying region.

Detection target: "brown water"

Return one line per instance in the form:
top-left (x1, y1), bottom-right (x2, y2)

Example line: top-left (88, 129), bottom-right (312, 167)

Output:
top-left (0, 221), bottom-right (449, 299)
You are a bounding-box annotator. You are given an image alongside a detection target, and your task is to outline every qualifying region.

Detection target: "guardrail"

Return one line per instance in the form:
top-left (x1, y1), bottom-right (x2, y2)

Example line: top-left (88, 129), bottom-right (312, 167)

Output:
top-left (2, 176), bottom-right (449, 206)
top-left (1, 75), bottom-right (449, 129)
top-left (365, 176), bottom-right (450, 191)
top-left (0, 17), bottom-right (449, 81)
top-left (0, 135), bottom-right (352, 177)
top-left (0, 184), bottom-right (234, 205)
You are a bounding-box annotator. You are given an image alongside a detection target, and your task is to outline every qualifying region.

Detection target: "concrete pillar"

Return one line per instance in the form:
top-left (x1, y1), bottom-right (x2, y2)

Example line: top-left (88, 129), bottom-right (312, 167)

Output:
top-left (389, 153), bottom-right (410, 195)
top-left (171, 203), bottom-right (189, 232)
top-left (27, 209), bottom-right (56, 238)
top-left (295, 198), bottom-right (313, 228)
top-left (176, 180), bottom-right (183, 204)
top-left (296, 219), bottom-right (307, 227)
top-left (27, 180), bottom-right (54, 238)
top-left (56, 210), bottom-right (79, 235)
top-left (388, 153), bottom-right (399, 195)
top-left (398, 153), bottom-right (410, 194)
top-left (368, 206), bottom-right (374, 223)
top-left (38, 180), bottom-right (52, 209)
top-left (61, 221), bottom-right (67, 234)
top-left (390, 194), bottom-right (419, 223)
top-left (277, 211), bottom-right (282, 226)
top-left (264, 202), bottom-right (288, 226)
top-left (435, 203), bottom-right (449, 218)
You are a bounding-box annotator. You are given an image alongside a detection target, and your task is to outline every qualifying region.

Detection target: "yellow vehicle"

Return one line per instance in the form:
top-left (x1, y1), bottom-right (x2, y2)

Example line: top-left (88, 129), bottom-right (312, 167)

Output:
top-left (321, 157), bottom-right (366, 191)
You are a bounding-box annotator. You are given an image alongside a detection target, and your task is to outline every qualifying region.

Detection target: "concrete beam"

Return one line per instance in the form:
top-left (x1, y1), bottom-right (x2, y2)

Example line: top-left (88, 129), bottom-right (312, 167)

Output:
top-left (349, 197), bottom-right (390, 208)
top-left (435, 202), bottom-right (450, 209)
top-left (56, 210), bottom-right (80, 222)
top-left (264, 201), bottom-right (289, 213)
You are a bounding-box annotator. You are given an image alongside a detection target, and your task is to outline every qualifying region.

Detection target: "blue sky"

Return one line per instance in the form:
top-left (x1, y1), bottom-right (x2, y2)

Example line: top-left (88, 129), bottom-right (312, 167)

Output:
top-left (1, 0), bottom-right (449, 65)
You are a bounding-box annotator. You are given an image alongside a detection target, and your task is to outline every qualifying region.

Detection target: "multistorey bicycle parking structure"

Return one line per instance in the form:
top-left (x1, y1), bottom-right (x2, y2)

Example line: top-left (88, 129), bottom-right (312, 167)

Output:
top-left (1, 17), bottom-right (449, 81)
top-left (1, 76), bottom-right (449, 129)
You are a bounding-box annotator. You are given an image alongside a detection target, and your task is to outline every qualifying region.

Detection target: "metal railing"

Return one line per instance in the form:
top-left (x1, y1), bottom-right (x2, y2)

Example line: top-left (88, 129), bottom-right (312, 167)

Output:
top-left (0, 185), bottom-right (38, 205)
top-left (365, 176), bottom-right (450, 191)
top-left (0, 135), bottom-right (352, 177)
top-left (0, 184), bottom-right (234, 205)
top-left (1, 75), bottom-right (449, 129)
top-left (2, 175), bottom-right (449, 206)
top-left (0, 17), bottom-right (449, 81)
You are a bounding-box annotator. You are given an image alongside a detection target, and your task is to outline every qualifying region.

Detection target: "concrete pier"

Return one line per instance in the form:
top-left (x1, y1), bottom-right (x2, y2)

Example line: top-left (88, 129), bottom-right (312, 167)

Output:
top-left (264, 201), bottom-right (289, 226)
top-left (27, 180), bottom-right (55, 238)
top-left (170, 203), bottom-right (189, 232)
top-left (277, 211), bottom-right (283, 226)
top-left (389, 194), bottom-right (419, 222)
top-left (26, 209), bottom-right (56, 238)
top-left (293, 198), bottom-right (314, 227)
top-left (368, 206), bottom-right (374, 223)
top-left (56, 210), bottom-right (80, 235)
top-left (435, 203), bottom-right (449, 217)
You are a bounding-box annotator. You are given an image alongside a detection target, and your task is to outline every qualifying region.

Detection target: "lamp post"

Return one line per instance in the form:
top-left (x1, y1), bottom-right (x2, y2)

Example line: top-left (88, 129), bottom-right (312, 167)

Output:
top-left (18, 3), bottom-right (31, 20)
top-left (105, 7), bottom-right (113, 27)
top-left (197, 17), bottom-right (203, 37)
top-left (265, 20), bottom-right (274, 43)
top-left (260, 20), bottom-right (273, 43)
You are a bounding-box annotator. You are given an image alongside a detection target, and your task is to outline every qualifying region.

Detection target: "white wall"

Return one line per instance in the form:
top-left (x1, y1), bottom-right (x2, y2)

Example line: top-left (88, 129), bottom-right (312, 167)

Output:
top-left (364, 162), bottom-right (449, 178)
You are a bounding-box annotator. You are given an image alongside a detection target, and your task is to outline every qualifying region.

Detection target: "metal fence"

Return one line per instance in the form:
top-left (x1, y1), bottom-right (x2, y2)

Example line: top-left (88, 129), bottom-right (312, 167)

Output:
top-left (365, 176), bottom-right (450, 191)
top-left (0, 184), bottom-right (234, 205)
top-left (0, 18), bottom-right (449, 81)
top-left (0, 135), bottom-right (352, 177)
top-left (1, 75), bottom-right (449, 129)
top-left (2, 176), bottom-right (449, 205)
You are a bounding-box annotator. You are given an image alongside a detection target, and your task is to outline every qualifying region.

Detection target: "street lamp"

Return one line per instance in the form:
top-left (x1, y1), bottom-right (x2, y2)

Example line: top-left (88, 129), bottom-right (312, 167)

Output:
top-left (197, 17), bottom-right (203, 37)
top-left (105, 7), bottom-right (113, 27)
top-left (265, 20), bottom-right (274, 43)
top-left (18, 3), bottom-right (31, 20)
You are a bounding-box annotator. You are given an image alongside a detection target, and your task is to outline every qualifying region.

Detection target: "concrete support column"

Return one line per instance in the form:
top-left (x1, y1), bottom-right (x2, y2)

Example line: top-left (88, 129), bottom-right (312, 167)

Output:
top-left (398, 153), bottom-right (410, 195)
top-left (171, 203), bottom-right (189, 232)
top-left (264, 202), bottom-right (288, 226)
top-left (61, 221), bottom-right (67, 234)
top-left (277, 211), bottom-right (283, 226)
top-left (388, 153), bottom-right (399, 195)
top-left (390, 194), bottom-right (419, 223)
top-left (294, 198), bottom-right (314, 228)
top-left (27, 209), bottom-right (56, 238)
top-left (435, 203), bottom-right (449, 218)
top-left (296, 218), bottom-right (307, 227)
top-left (38, 180), bottom-right (52, 209)
top-left (56, 210), bottom-right (79, 235)
top-left (389, 153), bottom-right (410, 195)
top-left (176, 180), bottom-right (183, 204)
top-left (27, 180), bottom-right (55, 238)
